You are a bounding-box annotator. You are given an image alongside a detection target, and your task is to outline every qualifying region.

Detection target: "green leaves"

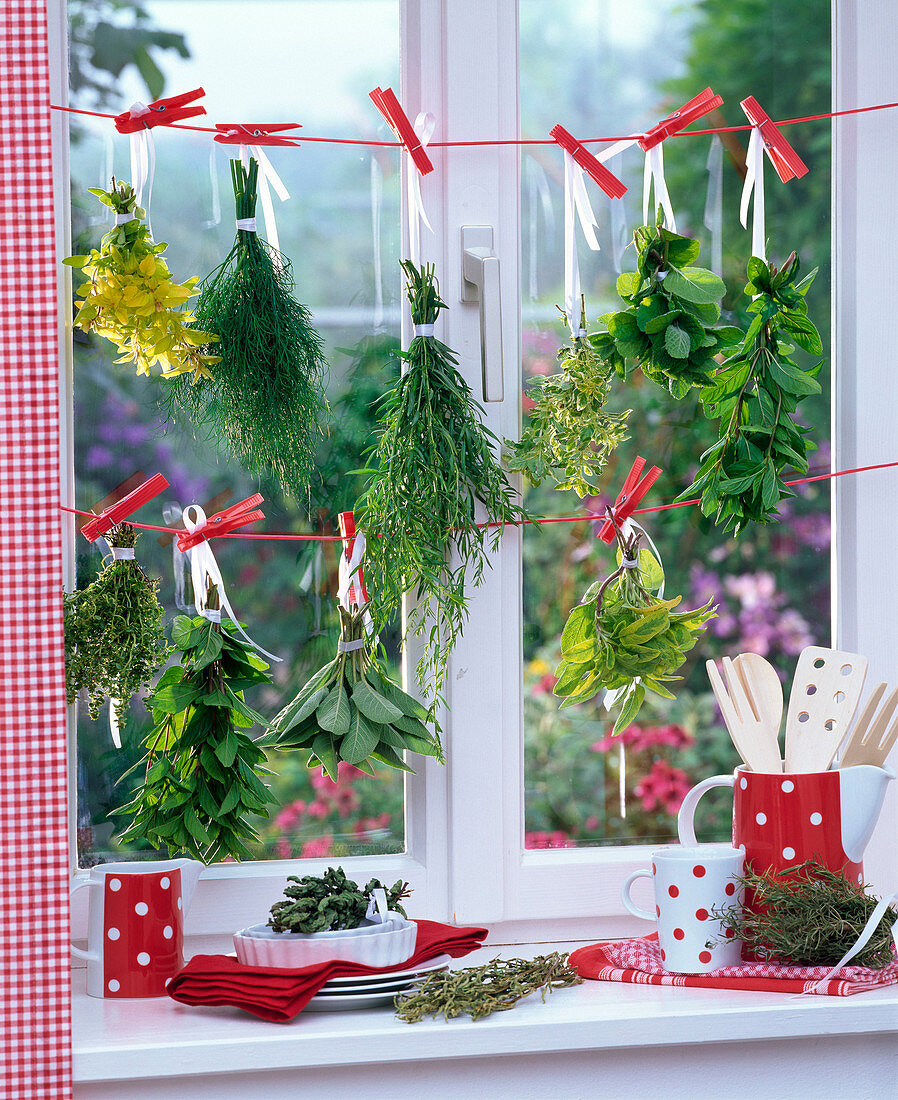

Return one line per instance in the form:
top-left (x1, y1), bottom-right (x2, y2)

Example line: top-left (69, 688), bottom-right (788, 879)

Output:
top-left (268, 867), bottom-right (411, 934)
top-left (662, 266), bottom-right (727, 305)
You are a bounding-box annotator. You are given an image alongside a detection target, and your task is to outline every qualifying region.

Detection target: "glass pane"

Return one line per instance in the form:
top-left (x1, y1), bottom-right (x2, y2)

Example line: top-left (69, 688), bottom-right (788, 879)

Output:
top-left (519, 0), bottom-right (831, 849)
top-left (68, 0), bottom-right (405, 864)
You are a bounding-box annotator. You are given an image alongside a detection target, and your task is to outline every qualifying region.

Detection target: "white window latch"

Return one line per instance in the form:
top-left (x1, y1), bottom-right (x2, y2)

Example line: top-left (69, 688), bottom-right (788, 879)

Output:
top-left (460, 225), bottom-right (504, 402)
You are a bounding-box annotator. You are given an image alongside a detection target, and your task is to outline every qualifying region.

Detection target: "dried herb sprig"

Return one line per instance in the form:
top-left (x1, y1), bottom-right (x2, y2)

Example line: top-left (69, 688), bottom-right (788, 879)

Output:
top-left (505, 298), bottom-right (631, 497)
top-left (553, 513), bottom-right (716, 735)
top-left (114, 606), bottom-right (276, 862)
top-left (64, 523), bottom-right (169, 723)
top-left (358, 260), bottom-right (528, 712)
top-left (268, 867), bottom-right (411, 934)
top-left (681, 252), bottom-right (822, 534)
top-left (164, 158), bottom-right (328, 494)
top-left (394, 952), bottom-right (583, 1023)
top-left (710, 861), bottom-right (898, 969)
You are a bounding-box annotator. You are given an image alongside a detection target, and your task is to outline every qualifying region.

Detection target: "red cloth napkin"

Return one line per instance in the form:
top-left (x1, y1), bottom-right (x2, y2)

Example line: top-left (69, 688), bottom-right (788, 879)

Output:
top-left (167, 919), bottom-right (487, 1022)
top-left (570, 933), bottom-right (898, 996)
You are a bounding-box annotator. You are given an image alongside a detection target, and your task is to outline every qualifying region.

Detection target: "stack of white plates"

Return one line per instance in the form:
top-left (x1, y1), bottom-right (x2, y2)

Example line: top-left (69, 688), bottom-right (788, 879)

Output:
top-left (304, 954), bottom-right (451, 1012)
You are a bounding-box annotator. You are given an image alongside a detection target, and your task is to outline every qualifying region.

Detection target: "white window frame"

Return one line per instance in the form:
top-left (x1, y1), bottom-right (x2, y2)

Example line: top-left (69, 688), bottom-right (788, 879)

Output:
top-left (66, 0), bottom-right (897, 945)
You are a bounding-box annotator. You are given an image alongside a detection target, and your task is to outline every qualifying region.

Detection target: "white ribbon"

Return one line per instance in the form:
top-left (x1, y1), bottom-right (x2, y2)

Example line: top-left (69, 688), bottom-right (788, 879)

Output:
top-left (162, 502), bottom-right (190, 612)
top-left (598, 136), bottom-right (676, 231)
top-left (740, 126), bottom-right (767, 262)
top-left (180, 505), bottom-right (282, 662)
top-left (527, 157), bottom-right (555, 303)
top-left (413, 324), bottom-right (435, 337)
top-left (127, 101), bottom-right (155, 236)
top-left (704, 136), bottom-right (724, 277)
top-left (407, 112), bottom-right (435, 267)
top-left (371, 156), bottom-right (385, 332)
top-left (337, 531), bottom-right (374, 635)
top-left (110, 546), bottom-right (136, 559)
top-left (202, 142), bottom-right (221, 230)
top-left (562, 150), bottom-right (601, 336)
top-left (610, 190), bottom-right (629, 275)
top-left (109, 700), bottom-right (122, 750)
top-left (239, 144), bottom-right (289, 258)
top-left (365, 887), bottom-right (390, 924)
top-left (803, 889), bottom-right (898, 995)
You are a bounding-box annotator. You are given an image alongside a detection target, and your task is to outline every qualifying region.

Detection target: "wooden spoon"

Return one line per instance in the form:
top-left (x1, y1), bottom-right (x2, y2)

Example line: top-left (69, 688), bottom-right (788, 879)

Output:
top-left (734, 652), bottom-right (783, 771)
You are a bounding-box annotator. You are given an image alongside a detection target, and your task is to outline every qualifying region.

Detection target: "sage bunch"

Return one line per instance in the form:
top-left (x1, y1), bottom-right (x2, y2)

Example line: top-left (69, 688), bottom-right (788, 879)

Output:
top-left (681, 252), bottom-right (822, 534)
top-left (268, 867), bottom-right (411, 934)
top-left (114, 608), bottom-right (276, 862)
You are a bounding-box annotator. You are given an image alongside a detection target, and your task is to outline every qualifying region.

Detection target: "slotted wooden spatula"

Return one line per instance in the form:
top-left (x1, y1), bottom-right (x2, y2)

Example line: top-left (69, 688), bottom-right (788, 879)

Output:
top-left (785, 646), bottom-right (868, 772)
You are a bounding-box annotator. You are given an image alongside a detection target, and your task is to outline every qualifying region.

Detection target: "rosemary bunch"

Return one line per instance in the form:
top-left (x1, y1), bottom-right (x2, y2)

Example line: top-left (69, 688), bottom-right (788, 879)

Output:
top-left (710, 862), bottom-right (898, 969)
top-left (505, 298), bottom-right (630, 497)
top-left (358, 260), bottom-right (528, 710)
top-left (63, 523), bottom-right (168, 723)
top-left (164, 158), bottom-right (328, 494)
top-left (268, 867), bottom-right (411, 933)
top-left (394, 953), bottom-right (583, 1023)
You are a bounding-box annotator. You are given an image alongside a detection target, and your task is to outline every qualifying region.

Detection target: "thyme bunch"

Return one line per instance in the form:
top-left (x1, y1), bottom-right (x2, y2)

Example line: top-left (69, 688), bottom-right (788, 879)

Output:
top-left (394, 953), bottom-right (583, 1023)
top-left (268, 867), bottom-right (411, 934)
top-left (358, 260), bottom-right (528, 712)
top-left (710, 862), bottom-right (898, 969)
top-left (63, 523), bottom-right (168, 723)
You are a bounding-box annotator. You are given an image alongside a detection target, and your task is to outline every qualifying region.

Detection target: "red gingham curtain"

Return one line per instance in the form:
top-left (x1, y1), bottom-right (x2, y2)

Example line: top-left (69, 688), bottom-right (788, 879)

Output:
top-left (0, 1), bottom-right (73, 1096)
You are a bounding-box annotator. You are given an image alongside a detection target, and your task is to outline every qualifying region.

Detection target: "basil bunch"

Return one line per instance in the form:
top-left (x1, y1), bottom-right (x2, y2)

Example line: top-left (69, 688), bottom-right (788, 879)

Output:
top-left (554, 533), bottom-right (715, 736)
top-left (682, 252), bottom-right (822, 534)
top-left (115, 611), bottom-right (275, 862)
top-left (593, 220), bottom-right (742, 397)
top-left (268, 867), bottom-right (411, 934)
top-left (261, 603), bottom-right (442, 777)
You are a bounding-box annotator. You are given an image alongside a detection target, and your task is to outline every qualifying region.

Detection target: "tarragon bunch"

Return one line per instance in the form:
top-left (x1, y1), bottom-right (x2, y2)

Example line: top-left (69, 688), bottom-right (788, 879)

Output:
top-left (64, 178), bottom-right (219, 381)
top-left (505, 300), bottom-right (630, 497)
top-left (681, 252), bottom-right (822, 534)
top-left (592, 217), bottom-right (742, 398)
top-left (268, 867), bottom-right (411, 934)
top-left (554, 518), bottom-right (716, 735)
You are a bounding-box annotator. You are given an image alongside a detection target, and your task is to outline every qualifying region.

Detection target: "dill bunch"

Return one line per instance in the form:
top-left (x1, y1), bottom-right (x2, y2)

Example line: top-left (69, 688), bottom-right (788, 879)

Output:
top-left (357, 260), bottom-right (528, 713)
top-left (63, 523), bottom-right (169, 723)
top-left (164, 158), bottom-right (328, 494)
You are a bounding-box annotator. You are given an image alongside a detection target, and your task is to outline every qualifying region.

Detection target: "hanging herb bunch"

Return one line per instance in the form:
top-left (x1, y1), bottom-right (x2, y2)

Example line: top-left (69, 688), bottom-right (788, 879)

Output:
top-left (261, 602), bottom-right (443, 775)
top-left (64, 179), bottom-right (219, 381)
top-left (592, 216), bottom-right (742, 398)
top-left (268, 867), bottom-right (411, 934)
top-left (681, 253), bottom-right (822, 534)
top-left (165, 158), bottom-right (328, 494)
top-left (554, 515), bottom-right (716, 735)
top-left (505, 297), bottom-right (631, 497)
top-left (63, 522), bottom-right (169, 725)
top-left (358, 260), bottom-right (528, 710)
top-left (115, 603), bottom-right (276, 862)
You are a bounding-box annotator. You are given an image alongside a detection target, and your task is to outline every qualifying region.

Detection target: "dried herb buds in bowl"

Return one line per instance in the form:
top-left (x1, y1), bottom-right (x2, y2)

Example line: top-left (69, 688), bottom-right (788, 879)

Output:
top-left (268, 867), bottom-right (411, 934)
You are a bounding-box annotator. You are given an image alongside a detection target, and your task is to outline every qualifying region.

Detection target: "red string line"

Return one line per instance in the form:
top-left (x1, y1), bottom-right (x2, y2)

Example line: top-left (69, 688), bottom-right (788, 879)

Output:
top-left (48, 99), bottom-right (898, 150)
top-left (60, 459), bottom-right (898, 541)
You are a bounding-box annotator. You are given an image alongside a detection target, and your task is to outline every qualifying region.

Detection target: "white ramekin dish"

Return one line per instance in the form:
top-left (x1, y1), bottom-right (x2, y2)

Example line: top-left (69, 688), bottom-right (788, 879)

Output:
top-left (233, 914), bottom-right (417, 968)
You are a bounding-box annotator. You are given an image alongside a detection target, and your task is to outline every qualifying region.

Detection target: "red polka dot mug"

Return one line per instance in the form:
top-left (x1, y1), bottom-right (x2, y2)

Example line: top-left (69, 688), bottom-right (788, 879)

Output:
top-left (677, 764), bottom-right (894, 889)
top-left (621, 845), bottom-right (745, 973)
top-left (70, 860), bottom-right (203, 998)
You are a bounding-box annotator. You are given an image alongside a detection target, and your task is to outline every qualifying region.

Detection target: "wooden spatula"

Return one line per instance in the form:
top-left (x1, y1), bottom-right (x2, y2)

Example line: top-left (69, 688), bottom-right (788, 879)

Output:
top-left (785, 646), bottom-right (868, 772)
top-left (838, 683), bottom-right (898, 768)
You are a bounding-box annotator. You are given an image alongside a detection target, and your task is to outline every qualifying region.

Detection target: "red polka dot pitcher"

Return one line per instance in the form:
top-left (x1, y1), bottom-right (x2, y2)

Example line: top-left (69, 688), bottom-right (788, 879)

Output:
top-left (677, 765), bottom-right (894, 889)
top-left (70, 859), bottom-right (203, 998)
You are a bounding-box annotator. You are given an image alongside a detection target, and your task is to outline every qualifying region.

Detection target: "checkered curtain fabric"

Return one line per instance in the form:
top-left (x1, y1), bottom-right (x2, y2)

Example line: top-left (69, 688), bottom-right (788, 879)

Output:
top-left (0, 2), bottom-right (72, 1096)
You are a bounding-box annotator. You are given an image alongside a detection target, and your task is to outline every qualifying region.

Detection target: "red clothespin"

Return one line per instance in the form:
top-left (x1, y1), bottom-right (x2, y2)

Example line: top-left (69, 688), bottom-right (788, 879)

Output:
top-left (638, 87), bottom-right (724, 151)
top-left (81, 473), bottom-right (170, 543)
top-left (597, 458), bottom-right (662, 543)
top-left (739, 96), bottom-right (809, 183)
top-left (214, 123), bottom-right (302, 147)
top-left (549, 124), bottom-right (627, 200)
top-left (338, 511), bottom-right (370, 607)
top-left (369, 87), bottom-right (434, 176)
top-left (114, 88), bottom-right (206, 133)
top-left (176, 494), bottom-right (265, 552)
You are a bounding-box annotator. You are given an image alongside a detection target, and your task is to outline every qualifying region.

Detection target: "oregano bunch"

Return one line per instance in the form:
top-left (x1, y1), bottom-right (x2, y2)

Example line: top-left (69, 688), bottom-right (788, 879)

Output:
top-left (592, 217), bottom-right (742, 398)
top-left (114, 607), bottom-right (276, 862)
top-left (554, 517), bottom-right (716, 735)
top-left (64, 178), bottom-right (219, 381)
top-left (63, 523), bottom-right (168, 723)
top-left (358, 260), bottom-right (528, 711)
top-left (504, 299), bottom-right (631, 497)
top-left (164, 158), bottom-right (328, 494)
top-left (681, 252), bottom-right (822, 534)
top-left (268, 867), bottom-right (411, 934)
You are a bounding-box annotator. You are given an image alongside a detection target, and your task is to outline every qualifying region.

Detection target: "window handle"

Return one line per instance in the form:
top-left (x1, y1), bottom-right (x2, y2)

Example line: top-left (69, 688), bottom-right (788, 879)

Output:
top-left (460, 226), bottom-right (504, 402)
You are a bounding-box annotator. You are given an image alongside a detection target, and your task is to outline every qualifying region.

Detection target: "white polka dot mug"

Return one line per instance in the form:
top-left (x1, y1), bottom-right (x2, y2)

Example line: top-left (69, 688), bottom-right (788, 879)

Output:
top-left (677, 765), bottom-right (894, 893)
top-left (621, 844), bottom-right (745, 974)
top-left (70, 859), bottom-right (203, 998)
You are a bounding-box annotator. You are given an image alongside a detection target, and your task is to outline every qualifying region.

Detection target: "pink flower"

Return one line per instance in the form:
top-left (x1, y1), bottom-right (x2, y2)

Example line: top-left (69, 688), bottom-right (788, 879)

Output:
top-left (275, 838), bottom-right (293, 859)
top-left (584, 816), bottom-right (599, 831)
top-left (307, 799), bottom-right (330, 820)
top-left (531, 672), bottom-right (558, 696)
top-left (300, 836), bottom-right (334, 859)
top-left (634, 760), bottom-right (692, 816)
top-left (525, 830), bottom-right (575, 850)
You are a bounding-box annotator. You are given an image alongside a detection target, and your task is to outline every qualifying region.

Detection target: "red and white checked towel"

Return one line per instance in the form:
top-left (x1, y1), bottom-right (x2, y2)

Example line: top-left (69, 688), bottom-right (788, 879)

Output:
top-left (570, 934), bottom-right (898, 996)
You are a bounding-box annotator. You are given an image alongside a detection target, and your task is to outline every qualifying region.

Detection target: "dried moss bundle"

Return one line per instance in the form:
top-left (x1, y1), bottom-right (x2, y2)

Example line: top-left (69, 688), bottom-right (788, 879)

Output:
top-left (165, 158), bottom-right (327, 493)
top-left (710, 861), bottom-right (898, 969)
top-left (268, 867), bottom-right (411, 934)
top-left (63, 523), bottom-right (168, 723)
top-left (394, 953), bottom-right (583, 1023)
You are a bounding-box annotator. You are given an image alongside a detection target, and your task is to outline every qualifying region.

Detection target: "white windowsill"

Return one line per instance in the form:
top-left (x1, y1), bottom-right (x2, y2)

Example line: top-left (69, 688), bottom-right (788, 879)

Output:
top-left (73, 938), bottom-right (898, 1097)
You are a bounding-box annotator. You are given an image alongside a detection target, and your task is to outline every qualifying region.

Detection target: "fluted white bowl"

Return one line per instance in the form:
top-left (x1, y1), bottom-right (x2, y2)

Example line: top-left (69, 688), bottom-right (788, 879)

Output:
top-left (233, 915), bottom-right (417, 968)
